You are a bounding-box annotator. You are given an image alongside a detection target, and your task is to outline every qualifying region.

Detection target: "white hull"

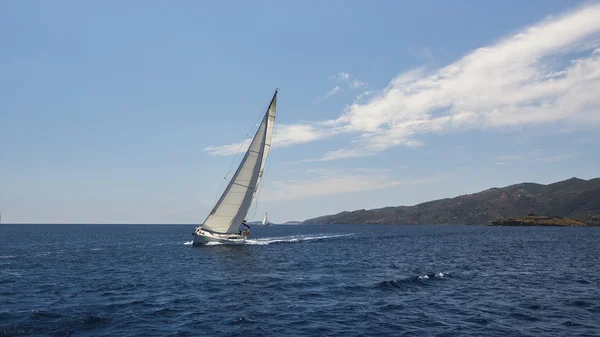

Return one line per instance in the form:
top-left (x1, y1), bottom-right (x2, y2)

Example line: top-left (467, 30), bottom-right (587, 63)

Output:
top-left (192, 228), bottom-right (247, 245)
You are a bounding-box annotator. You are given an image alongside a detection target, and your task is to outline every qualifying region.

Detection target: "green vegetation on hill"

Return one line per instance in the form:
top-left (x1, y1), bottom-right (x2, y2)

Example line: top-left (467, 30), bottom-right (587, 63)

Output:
top-left (490, 214), bottom-right (588, 226)
top-left (302, 177), bottom-right (600, 225)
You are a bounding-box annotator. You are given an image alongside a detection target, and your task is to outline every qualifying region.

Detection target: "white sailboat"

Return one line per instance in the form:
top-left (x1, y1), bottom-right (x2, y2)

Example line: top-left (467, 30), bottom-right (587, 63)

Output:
top-left (192, 90), bottom-right (277, 245)
top-left (262, 212), bottom-right (271, 226)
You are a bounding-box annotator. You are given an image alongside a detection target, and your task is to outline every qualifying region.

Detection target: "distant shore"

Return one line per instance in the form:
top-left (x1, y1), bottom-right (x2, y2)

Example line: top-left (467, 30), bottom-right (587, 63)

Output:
top-left (489, 215), bottom-right (589, 227)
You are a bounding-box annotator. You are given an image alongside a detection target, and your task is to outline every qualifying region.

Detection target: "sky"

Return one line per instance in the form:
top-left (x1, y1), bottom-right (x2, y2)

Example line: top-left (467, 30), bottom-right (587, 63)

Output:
top-left (1, 0), bottom-right (599, 224)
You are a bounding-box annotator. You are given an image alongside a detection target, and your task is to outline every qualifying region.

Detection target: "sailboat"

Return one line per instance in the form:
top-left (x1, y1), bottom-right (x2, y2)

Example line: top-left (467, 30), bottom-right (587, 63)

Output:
top-left (262, 212), bottom-right (271, 226)
top-left (192, 89), bottom-right (277, 245)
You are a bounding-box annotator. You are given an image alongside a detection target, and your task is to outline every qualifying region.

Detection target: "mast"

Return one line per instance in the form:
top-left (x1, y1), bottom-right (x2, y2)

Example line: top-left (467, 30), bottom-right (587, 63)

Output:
top-left (200, 90), bottom-right (277, 234)
top-left (255, 90), bottom-right (277, 190)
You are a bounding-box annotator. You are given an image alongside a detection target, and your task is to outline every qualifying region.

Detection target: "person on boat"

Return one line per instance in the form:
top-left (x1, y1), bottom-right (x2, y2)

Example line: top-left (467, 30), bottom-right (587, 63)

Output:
top-left (241, 221), bottom-right (251, 238)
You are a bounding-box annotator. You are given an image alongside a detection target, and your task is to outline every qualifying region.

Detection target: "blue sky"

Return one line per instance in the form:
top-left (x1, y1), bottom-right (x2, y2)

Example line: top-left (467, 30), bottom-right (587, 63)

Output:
top-left (1, 0), bottom-right (599, 224)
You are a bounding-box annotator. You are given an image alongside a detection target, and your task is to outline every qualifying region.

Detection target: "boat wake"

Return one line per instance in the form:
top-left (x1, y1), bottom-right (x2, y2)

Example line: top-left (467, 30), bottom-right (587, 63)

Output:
top-left (245, 233), bottom-right (354, 245)
top-left (184, 233), bottom-right (354, 246)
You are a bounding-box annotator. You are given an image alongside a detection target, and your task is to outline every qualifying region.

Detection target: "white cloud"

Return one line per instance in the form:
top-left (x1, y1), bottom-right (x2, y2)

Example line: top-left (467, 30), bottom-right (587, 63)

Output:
top-left (323, 85), bottom-right (340, 100)
top-left (351, 79), bottom-right (366, 88)
top-left (204, 138), bottom-right (252, 156)
top-left (207, 4), bottom-right (600, 160)
top-left (353, 90), bottom-right (373, 104)
top-left (330, 72), bottom-right (350, 81)
top-left (319, 72), bottom-right (367, 99)
top-left (204, 122), bottom-right (346, 156)
top-left (261, 168), bottom-right (450, 201)
top-left (274, 123), bottom-right (340, 147)
top-left (312, 4), bottom-right (600, 160)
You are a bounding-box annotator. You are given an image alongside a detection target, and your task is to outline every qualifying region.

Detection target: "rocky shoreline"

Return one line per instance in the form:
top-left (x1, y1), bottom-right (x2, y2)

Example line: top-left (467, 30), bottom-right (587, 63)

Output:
top-left (489, 215), bottom-right (588, 226)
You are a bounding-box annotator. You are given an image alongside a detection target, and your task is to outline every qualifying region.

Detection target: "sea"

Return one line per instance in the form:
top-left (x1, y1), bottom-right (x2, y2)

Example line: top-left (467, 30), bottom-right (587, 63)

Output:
top-left (1, 223), bottom-right (599, 337)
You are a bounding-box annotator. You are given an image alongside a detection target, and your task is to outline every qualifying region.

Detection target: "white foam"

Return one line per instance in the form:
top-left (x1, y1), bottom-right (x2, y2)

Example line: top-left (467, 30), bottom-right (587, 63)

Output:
top-left (186, 233), bottom-right (354, 246)
top-left (245, 233), bottom-right (354, 245)
top-left (1, 270), bottom-right (22, 277)
top-left (183, 241), bottom-right (193, 245)
top-left (90, 248), bottom-right (103, 251)
top-left (0, 255), bottom-right (15, 259)
top-left (418, 272), bottom-right (449, 279)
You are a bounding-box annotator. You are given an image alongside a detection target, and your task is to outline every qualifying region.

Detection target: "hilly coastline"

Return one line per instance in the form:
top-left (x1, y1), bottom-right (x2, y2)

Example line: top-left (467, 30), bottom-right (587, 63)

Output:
top-left (302, 177), bottom-right (600, 226)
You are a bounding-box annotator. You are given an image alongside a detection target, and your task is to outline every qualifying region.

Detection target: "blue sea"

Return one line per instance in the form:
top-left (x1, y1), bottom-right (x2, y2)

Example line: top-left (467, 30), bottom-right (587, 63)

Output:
top-left (1, 224), bottom-right (599, 336)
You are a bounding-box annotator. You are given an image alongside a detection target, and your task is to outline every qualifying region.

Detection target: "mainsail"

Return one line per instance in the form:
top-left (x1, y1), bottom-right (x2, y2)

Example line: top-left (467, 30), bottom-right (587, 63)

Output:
top-left (256, 92), bottom-right (276, 189)
top-left (262, 212), bottom-right (268, 225)
top-left (200, 90), bottom-right (277, 234)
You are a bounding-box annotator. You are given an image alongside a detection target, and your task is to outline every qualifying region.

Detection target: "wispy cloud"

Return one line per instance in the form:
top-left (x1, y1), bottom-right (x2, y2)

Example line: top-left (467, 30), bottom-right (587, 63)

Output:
top-left (261, 168), bottom-right (450, 201)
top-left (155, 201), bottom-right (212, 217)
top-left (351, 79), bottom-right (366, 88)
top-left (204, 123), bottom-right (346, 156)
top-left (323, 85), bottom-right (340, 100)
top-left (204, 138), bottom-right (252, 156)
top-left (496, 154), bottom-right (523, 161)
top-left (207, 4), bottom-right (600, 160)
top-left (495, 150), bottom-right (574, 165)
top-left (274, 123), bottom-right (342, 147)
top-left (330, 72), bottom-right (350, 81)
top-left (324, 4), bottom-right (600, 159)
top-left (334, 72), bottom-right (366, 88)
top-left (315, 72), bottom-right (368, 102)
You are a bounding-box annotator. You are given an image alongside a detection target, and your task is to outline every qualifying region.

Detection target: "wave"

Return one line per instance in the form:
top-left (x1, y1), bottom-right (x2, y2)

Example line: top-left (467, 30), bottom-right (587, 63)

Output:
top-left (377, 272), bottom-right (450, 290)
top-left (418, 272), bottom-right (448, 279)
top-left (1, 270), bottom-right (23, 277)
top-left (183, 241), bottom-right (193, 245)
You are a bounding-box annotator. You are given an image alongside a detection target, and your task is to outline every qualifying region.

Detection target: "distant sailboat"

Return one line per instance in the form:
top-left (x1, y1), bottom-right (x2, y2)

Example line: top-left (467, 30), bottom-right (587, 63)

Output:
top-left (192, 90), bottom-right (277, 245)
top-left (262, 212), bottom-right (271, 226)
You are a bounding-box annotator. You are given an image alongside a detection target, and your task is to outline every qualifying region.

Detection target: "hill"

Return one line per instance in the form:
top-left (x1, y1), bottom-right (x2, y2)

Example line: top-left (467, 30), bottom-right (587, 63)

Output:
top-left (302, 177), bottom-right (600, 225)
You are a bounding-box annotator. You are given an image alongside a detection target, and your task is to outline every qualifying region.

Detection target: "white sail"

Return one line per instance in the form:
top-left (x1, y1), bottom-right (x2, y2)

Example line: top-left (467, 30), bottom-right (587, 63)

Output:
top-left (262, 212), bottom-right (268, 225)
top-left (256, 92), bottom-right (277, 189)
top-left (200, 91), bottom-right (276, 234)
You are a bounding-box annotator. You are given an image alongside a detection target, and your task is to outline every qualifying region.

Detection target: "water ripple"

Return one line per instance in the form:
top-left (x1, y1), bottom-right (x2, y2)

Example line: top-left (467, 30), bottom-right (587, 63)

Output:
top-left (1, 224), bottom-right (599, 336)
